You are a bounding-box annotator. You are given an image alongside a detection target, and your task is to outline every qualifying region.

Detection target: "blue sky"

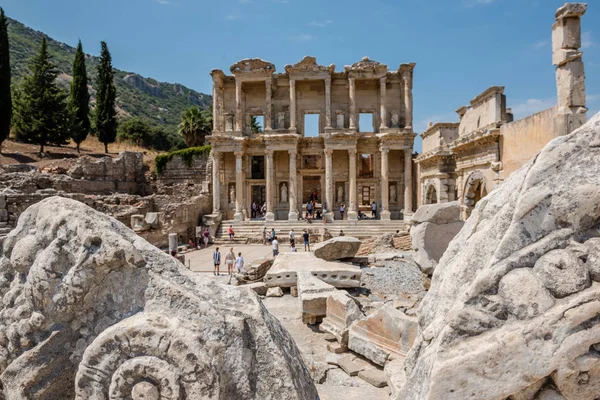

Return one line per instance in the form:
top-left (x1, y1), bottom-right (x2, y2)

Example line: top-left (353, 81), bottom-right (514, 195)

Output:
top-left (3, 0), bottom-right (599, 152)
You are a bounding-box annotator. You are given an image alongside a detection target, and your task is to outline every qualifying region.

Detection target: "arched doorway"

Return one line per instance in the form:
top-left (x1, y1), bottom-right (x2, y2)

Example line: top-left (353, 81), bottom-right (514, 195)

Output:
top-left (463, 171), bottom-right (489, 217)
top-left (425, 184), bottom-right (438, 205)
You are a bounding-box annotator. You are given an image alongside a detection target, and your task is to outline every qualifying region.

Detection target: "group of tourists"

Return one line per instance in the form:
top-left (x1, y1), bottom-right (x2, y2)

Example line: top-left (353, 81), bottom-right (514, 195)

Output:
top-left (212, 247), bottom-right (244, 276)
top-left (260, 227), bottom-right (311, 253)
top-left (251, 201), bottom-right (268, 219)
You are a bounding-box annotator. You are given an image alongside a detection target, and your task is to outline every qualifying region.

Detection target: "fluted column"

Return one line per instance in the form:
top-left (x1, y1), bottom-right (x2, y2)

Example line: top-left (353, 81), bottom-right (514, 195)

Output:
top-left (212, 150), bottom-right (221, 214)
top-left (265, 79), bottom-right (272, 131)
top-left (379, 77), bottom-right (388, 130)
top-left (265, 150), bottom-right (275, 221)
top-left (403, 74), bottom-right (413, 129)
top-left (380, 148), bottom-right (391, 221)
top-left (324, 149), bottom-right (334, 221)
top-left (289, 79), bottom-right (297, 131)
top-left (404, 148), bottom-right (413, 220)
top-left (235, 79), bottom-right (243, 132)
top-left (325, 77), bottom-right (332, 129)
top-left (211, 71), bottom-right (224, 132)
top-left (288, 149), bottom-right (298, 220)
top-left (234, 151), bottom-right (244, 221)
top-left (349, 77), bottom-right (356, 130)
top-left (348, 149), bottom-right (358, 221)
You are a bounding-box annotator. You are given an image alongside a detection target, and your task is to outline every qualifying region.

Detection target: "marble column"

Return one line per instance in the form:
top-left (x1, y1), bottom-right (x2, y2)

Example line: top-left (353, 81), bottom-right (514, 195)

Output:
top-left (348, 149), bottom-right (358, 221)
top-left (379, 77), bottom-right (388, 130)
top-left (404, 148), bottom-right (413, 220)
top-left (324, 149), bottom-right (334, 221)
top-left (325, 77), bottom-right (332, 129)
top-left (211, 72), bottom-right (224, 132)
top-left (288, 150), bottom-right (298, 220)
top-left (265, 79), bottom-right (272, 131)
top-left (289, 79), bottom-right (297, 131)
top-left (265, 150), bottom-right (275, 222)
top-left (235, 79), bottom-right (243, 132)
top-left (212, 150), bottom-right (221, 214)
top-left (234, 151), bottom-right (244, 221)
top-left (380, 148), bottom-right (391, 221)
top-left (349, 78), bottom-right (356, 130)
top-left (403, 74), bottom-right (413, 129)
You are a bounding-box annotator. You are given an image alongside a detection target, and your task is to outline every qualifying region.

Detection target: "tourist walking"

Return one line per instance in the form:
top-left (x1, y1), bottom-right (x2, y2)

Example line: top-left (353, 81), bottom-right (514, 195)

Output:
top-left (303, 229), bottom-right (310, 251)
top-left (251, 201), bottom-right (257, 219)
top-left (202, 228), bottom-right (210, 248)
top-left (371, 201), bottom-right (377, 218)
top-left (262, 226), bottom-right (267, 245)
top-left (213, 247), bottom-right (221, 276)
top-left (228, 225), bottom-right (235, 241)
top-left (340, 203), bottom-right (345, 220)
top-left (289, 229), bottom-right (295, 246)
top-left (235, 252), bottom-right (244, 274)
top-left (272, 236), bottom-right (279, 257)
top-left (225, 247), bottom-right (235, 276)
top-left (306, 201), bottom-right (313, 219)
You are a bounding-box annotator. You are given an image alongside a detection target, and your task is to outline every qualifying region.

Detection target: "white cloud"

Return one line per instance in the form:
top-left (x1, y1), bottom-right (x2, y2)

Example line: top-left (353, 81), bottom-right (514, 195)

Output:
top-left (225, 14), bottom-right (238, 21)
top-left (290, 34), bottom-right (314, 42)
top-left (533, 40), bottom-right (548, 49)
top-left (511, 97), bottom-right (556, 120)
top-left (582, 31), bottom-right (595, 49)
top-left (309, 20), bottom-right (333, 28)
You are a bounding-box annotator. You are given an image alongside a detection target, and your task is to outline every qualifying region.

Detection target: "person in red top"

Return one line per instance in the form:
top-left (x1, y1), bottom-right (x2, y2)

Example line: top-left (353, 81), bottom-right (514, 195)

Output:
top-left (228, 225), bottom-right (234, 241)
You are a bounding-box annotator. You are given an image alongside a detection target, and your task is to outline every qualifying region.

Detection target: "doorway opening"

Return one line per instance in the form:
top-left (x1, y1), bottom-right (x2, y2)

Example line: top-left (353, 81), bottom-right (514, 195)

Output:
top-left (251, 156), bottom-right (265, 179)
top-left (251, 185), bottom-right (266, 219)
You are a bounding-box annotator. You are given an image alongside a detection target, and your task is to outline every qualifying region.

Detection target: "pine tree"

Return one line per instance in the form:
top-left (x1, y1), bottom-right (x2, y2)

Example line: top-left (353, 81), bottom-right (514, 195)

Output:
top-left (12, 36), bottom-right (69, 153)
top-left (95, 41), bottom-right (117, 154)
top-left (0, 8), bottom-right (11, 149)
top-left (69, 40), bottom-right (90, 153)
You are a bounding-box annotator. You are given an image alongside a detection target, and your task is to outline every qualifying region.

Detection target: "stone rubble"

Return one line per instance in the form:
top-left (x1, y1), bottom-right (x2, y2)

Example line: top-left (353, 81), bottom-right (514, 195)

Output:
top-left (313, 236), bottom-right (362, 261)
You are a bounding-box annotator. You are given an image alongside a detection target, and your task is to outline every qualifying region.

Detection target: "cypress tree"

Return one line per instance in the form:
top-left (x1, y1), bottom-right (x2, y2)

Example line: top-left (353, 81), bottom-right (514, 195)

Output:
top-left (12, 36), bottom-right (69, 153)
top-left (0, 8), bottom-right (11, 149)
top-left (95, 41), bottom-right (117, 154)
top-left (69, 40), bottom-right (90, 153)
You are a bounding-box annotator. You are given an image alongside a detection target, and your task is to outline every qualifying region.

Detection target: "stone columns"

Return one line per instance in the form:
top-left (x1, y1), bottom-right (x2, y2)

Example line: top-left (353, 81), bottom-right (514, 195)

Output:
top-left (235, 79), bottom-right (243, 132)
top-left (234, 151), bottom-right (244, 221)
top-left (324, 149), bottom-right (334, 220)
top-left (288, 150), bottom-right (298, 220)
top-left (212, 150), bottom-right (221, 214)
top-left (211, 71), bottom-right (224, 132)
top-left (348, 149), bottom-right (358, 221)
top-left (380, 148), bottom-right (391, 221)
top-left (265, 150), bottom-right (275, 222)
top-left (403, 148), bottom-right (413, 220)
top-left (379, 77), bottom-right (388, 130)
top-left (289, 79), bottom-right (297, 131)
top-left (265, 79), bottom-right (272, 131)
top-left (402, 73), bottom-right (413, 129)
top-left (325, 77), bottom-right (332, 129)
top-left (348, 78), bottom-right (356, 130)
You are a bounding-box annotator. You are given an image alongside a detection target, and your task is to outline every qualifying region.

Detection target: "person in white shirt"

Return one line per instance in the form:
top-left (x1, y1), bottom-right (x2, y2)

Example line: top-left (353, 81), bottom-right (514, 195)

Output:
top-left (235, 252), bottom-right (244, 273)
top-left (272, 237), bottom-right (279, 257)
top-left (289, 229), bottom-right (295, 246)
top-left (225, 248), bottom-right (235, 276)
top-left (290, 243), bottom-right (297, 252)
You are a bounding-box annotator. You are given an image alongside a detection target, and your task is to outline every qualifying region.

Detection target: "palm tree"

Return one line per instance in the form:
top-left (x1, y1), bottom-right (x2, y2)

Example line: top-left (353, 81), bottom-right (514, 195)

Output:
top-left (179, 107), bottom-right (211, 147)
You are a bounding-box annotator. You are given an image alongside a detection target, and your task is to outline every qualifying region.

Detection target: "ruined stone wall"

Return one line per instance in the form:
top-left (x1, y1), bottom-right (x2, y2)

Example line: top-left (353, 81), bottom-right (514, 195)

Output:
top-left (157, 151), bottom-right (211, 186)
top-left (458, 87), bottom-right (506, 136)
top-left (499, 106), bottom-right (558, 177)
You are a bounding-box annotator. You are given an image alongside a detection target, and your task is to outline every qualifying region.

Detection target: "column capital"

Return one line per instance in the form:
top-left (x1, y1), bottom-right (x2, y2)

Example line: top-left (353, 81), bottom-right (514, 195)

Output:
top-left (265, 149), bottom-right (274, 157)
top-left (289, 79), bottom-right (296, 87)
top-left (325, 76), bottom-right (331, 85)
top-left (234, 151), bottom-right (244, 158)
top-left (348, 77), bottom-right (356, 84)
top-left (348, 148), bottom-right (357, 156)
top-left (324, 149), bottom-right (333, 156)
top-left (288, 149), bottom-right (297, 156)
top-left (380, 76), bottom-right (387, 84)
top-left (381, 147), bottom-right (390, 154)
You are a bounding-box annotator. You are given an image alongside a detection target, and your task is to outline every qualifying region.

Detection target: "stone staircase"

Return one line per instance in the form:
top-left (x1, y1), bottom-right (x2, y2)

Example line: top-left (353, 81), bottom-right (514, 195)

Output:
top-left (0, 222), bottom-right (12, 247)
top-left (215, 219), bottom-right (409, 243)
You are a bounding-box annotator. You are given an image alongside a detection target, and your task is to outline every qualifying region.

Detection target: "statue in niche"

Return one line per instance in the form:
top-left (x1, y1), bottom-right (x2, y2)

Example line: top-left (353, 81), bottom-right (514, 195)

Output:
top-left (390, 184), bottom-right (397, 203)
top-left (390, 111), bottom-right (400, 128)
top-left (281, 182), bottom-right (288, 203)
top-left (229, 185), bottom-right (236, 204)
top-left (337, 185), bottom-right (344, 203)
top-left (278, 112), bottom-right (286, 129)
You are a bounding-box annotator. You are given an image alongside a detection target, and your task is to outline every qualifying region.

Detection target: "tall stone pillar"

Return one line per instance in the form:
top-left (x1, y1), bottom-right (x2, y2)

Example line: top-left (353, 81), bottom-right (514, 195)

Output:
top-left (325, 77), bottom-right (332, 129)
top-left (235, 79), bottom-right (243, 132)
top-left (265, 78), bottom-right (272, 131)
top-left (211, 71), bottom-right (224, 132)
top-left (348, 78), bottom-right (356, 130)
top-left (288, 150), bottom-right (298, 220)
top-left (265, 150), bottom-right (275, 222)
top-left (379, 77), bottom-right (388, 130)
top-left (402, 72), bottom-right (413, 129)
top-left (212, 150), bottom-right (221, 214)
top-left (234, 151), bottom-right (244, 221)
top-left (289, 79), bottom-right (297, 131)
top-left (403, 148), bottom-right (413, 220)
top-left (324, 149), bottom-right (334, 221)
top-left (348, 149), bottom-right (358, 221)
top-left (380, 148), bottom-right (391, 221)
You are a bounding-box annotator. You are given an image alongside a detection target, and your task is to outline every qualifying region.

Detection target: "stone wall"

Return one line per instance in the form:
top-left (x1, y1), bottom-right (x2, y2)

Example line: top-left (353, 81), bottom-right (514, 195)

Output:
top-left (156, 151), bottom-right (211, 187)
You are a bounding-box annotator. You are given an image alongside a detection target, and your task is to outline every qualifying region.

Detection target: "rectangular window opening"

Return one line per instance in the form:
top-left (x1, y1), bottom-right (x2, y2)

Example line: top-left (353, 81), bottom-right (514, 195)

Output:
top-left (359, 113), bottom-right (373, 133)
top-left (251, 156), bottom-right (265, 180)
top-left (304, 114), bottom-right (320, 137)
top-left (359, 154), bottom-right (374, 178)
top-left (251, 116), bottom-right (264, 134)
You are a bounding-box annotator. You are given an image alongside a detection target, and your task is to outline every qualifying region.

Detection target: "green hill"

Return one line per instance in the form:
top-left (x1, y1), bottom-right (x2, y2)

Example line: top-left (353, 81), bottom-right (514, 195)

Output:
top-left (7, 17), bottom-right (212, 134)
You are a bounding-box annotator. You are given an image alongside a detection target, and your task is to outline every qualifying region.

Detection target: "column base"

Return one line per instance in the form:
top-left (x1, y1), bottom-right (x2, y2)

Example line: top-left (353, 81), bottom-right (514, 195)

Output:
top-left (234, 212), bottom-right (244, 222)
top-left (347, 211), bottom-right (358, 221)
top-left (380, 210), bottom-right (391, 221)
top-left (266, 212), bottom-right (276, 222)
top-left (288, 211), bottom-right (298, 221)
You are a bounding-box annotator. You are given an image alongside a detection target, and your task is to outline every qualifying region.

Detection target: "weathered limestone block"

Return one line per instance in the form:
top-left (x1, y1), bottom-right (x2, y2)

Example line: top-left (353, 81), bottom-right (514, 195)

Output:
top-left (348, 305), bottom-right (418, 366)
top-left (320, 292), bottom-right (364, 346)
top-left (411, 201), bottom-right (461, 225)
top-left (266, 286), bottom-right (284, 297)
top-left (131, 214), bottom-right (148, 232)
top-left (384, 358), bottom-right (406, 398)
top-left (297, 271), bottom-right (337, 324)
top-left (0, 197), bottom-right (317, 399)
top-left (556, 60), bottom-right (586, 108)
top-left (237, 257), bottom-right (273, 283)
top-left (313, 236), bottom-right (361, 261)
top-left (264, 252), bottom-right (361, 288)
top-left (399, 112), bottom-right (600, 400)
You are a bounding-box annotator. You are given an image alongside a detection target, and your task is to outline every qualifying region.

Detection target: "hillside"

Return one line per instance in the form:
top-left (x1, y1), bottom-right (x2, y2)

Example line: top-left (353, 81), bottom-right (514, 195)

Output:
top-left (7, 17), bottom-right (212, 134)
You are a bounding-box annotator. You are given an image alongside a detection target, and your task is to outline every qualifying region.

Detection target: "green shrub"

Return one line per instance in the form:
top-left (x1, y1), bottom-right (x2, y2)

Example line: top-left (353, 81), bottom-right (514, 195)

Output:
top-left (155, 145), bottom-right (211, 175)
